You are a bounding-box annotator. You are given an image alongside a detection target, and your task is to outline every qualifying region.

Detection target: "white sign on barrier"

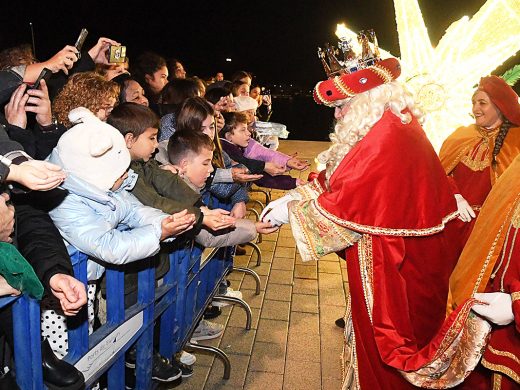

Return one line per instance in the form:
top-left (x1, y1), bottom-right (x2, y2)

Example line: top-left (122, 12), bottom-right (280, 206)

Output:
top-left (74, 311), bottom-right (143, 383)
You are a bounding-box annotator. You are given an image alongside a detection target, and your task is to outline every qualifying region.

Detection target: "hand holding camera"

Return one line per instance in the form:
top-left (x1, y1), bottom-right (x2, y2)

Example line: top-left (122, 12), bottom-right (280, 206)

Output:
top-left (87, 37), bottom-right (124, 65)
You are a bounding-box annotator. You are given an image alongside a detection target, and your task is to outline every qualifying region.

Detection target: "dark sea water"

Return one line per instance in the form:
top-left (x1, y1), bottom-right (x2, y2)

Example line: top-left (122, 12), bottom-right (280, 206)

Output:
top-left (269, 96), bottom-right (334, 142)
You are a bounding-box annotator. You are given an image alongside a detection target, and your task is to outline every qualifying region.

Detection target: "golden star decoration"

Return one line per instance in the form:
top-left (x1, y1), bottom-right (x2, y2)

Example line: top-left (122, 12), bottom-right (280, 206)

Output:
top-left (336, 0), bottom-right (520, 151)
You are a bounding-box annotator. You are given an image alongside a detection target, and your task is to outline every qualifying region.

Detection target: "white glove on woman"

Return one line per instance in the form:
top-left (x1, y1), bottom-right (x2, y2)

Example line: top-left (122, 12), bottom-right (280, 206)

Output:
top-left (472, 292), bottom-right (514, 326)
top-left (455, 194), bottom-right (476, 222)
top-left (260, 194), bottom-right (294, 226)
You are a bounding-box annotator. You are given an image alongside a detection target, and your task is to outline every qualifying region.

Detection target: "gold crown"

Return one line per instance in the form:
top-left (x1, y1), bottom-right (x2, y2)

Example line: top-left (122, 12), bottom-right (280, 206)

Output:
top-left (318, 29), bottom-right (381, 79)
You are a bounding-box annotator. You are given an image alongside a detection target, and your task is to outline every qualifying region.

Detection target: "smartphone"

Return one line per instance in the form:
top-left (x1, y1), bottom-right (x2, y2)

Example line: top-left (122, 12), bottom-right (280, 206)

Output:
top-left (28, 67), bottom-right (52, 90)
top-left (74, 28), bottom-right (88, 52)
top-left (108, 45), bottom-right (127, 63)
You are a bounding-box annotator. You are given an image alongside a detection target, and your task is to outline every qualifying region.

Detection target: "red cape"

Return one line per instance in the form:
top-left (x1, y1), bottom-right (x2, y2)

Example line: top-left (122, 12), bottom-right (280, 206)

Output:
top-left (317, 110), bottom-right (457, 235)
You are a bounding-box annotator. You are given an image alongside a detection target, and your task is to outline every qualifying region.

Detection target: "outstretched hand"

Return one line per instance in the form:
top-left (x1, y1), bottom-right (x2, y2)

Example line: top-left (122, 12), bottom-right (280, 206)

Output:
top-left (8, 160), bottom-right (66, 191)
top-left (160, 209), bottom-right (197, 239)
top-left (255, 221), bottom-right (279, 234)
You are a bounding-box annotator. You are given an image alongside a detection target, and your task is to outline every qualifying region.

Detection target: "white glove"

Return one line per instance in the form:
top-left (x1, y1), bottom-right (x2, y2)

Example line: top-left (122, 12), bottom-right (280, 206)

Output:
top-left (472, 292), bottom-right (514, 326)
top-left (260, 194), bottom-right (294, 226)
top-left (455, 194), bottom-right (476, 222)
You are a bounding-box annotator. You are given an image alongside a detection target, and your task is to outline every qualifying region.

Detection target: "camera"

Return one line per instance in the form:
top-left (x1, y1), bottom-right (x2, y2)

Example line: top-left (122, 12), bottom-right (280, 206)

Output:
top-left (108, 45), bottom-right (127, 63)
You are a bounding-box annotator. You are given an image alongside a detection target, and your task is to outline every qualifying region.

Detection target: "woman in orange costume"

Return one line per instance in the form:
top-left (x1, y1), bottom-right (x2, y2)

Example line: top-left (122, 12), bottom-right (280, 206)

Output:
top-left (262, 57), bottom-right (491, 389)
top-left (450, 154), bottom-right (520, 389)
top-left (439, 76), bottom-right (520, 250)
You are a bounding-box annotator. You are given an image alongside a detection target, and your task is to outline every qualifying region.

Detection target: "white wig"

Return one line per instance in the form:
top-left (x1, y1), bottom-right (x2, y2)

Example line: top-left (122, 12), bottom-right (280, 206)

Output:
top-left (318, 81), bottom-right (424, 180)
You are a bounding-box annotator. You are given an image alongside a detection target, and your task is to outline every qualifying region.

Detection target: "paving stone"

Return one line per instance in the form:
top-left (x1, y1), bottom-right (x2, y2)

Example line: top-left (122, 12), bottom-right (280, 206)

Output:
top-left (239, 288), bottom-right (265, 309)
top-left (244, 372), bottom-right (284, 390)
top-left (258, 240), bottom-right (276, 252)
top-left (264, 283), bottom-right (293, 302)
top-left (320, 342), bottom-right (343, 380)
top-left (218, 326), bottom-right (256, 356)
top-left (241, 274), bottom-right (268, 291)
top-left (268, 269), bottom-right (294, 285)
top-left (262, 231), bottom-right (279, 242)
top-left (294, 264), bottom-right (318, 280)
top-left (233, 255), bottom-right (251, 267)
top-left (273, 246), bottom-right (296, 258)
top-left (249, 341), bottom-right (287, 374)
top-left (255, 318), bottom-right (289, 344)
top-left (291, 293), bottom-right (319, 313)
top-left (203, 352), bottom-right (249, 390)
top-left (288, 312), bottom-right (320, 335)
top-left (319, 287), bottom-right (347, 307)
top-left (250, 250), bottom-right (274, 265)
top-left (283, 359), bottom-right (321, 390)
top-left (292, 278), bottom-right (318, 295)
top-left (271, 256), bottom-right (295, 271)
top-left (318, 261), bottom-right (342, 274)
top-left (245, 262), bottom-right (271, 276)
top-left (318, 272), bottom-right (344, 290)
top-left (319, 304), bottom-right (346, 327)
top-left (322, 376), bottom-right (343, 390)
top-left (166, 364), bottom-right (210, 389)
top-left (260, 299), bottom-right (291, 321)
top-left (276, 236), bottom-right (296, 248)
top-left (286, 331), bottom-right (320, 362)
top-left (227, 306), bottom-right (260, 330)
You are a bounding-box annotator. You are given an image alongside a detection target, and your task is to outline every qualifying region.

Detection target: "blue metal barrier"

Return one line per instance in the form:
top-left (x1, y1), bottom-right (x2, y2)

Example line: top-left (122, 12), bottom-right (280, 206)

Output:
top-left (3, 195), bottom-right (245, 388)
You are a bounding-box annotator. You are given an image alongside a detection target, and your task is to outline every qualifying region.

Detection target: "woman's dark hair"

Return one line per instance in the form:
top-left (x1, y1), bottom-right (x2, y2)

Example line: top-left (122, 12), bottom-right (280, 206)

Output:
top-left (176, 97), bottom-right (214, 133)
top-left (108, 102), bottom-right (159, 138)
top-left (130, 51), bottom-right (166, 101)
top-left (492, 120), bottom-right (512, 169)
top-left (230, 70), bottom-right (252, 83)
top-left (161, 78), bottom-right (200, 105)
top-left (176, 97), bottom-right (225, 168)
top-left (205, 86), bottom-right (232, 105)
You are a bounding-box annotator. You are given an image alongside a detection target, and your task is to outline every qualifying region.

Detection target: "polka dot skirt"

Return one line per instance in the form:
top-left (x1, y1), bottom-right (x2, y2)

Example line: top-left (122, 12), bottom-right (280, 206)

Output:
top-left (41, 283), bottom-right (97, 358)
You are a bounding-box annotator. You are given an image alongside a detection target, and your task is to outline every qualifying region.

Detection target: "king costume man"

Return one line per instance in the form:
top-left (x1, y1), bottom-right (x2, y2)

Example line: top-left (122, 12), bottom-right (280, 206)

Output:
top-left (261, 33), bottom-right (492, 389)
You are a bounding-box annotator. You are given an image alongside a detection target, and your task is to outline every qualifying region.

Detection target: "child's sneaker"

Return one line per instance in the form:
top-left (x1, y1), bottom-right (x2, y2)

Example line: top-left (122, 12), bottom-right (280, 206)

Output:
top-left (190, 319), bottom-right (224, 341)
top-left (151, 353), bottom-right (182, 383)
top-left (178, 350), bottom-right (196, 366)
top-left (212, 287), bottom-right (243, 307)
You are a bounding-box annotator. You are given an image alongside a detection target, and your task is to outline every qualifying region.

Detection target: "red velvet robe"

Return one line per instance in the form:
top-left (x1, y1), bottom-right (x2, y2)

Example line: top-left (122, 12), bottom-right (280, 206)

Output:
top-left (289, 110), bottom-right (491, 389)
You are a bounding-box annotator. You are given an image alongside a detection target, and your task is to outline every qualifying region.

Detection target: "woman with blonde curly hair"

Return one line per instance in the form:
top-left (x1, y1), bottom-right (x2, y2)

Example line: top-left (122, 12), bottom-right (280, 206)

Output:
top-left (52, 72), bottom-right (119, 128)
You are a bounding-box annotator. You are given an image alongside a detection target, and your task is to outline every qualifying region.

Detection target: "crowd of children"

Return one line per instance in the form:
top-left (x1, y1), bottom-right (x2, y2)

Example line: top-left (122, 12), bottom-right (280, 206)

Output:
top-left (0, 34), bottom-right (308, 388)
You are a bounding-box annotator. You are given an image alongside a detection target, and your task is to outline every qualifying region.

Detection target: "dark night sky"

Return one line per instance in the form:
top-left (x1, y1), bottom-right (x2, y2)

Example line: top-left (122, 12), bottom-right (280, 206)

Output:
top-left (1, 0), bottom-right (517, 88)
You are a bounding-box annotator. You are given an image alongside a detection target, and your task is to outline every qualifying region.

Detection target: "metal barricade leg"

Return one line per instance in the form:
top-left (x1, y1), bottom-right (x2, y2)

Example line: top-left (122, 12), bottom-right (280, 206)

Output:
top-left (185, 342), bottom-right (231, 380)
top-left (244, 241), bottom-right (262, 266)
top-left (233, 266), bottom-right (261, 295)
top-left (211, 296), bottom-right (252, 330)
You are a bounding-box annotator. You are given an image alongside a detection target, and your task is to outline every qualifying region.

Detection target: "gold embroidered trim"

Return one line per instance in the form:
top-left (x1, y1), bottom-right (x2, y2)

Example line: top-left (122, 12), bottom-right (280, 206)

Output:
top-left (512, 201), bottom-right (520, 228)
top-left (289, 199), bottom-right (361, 262)
top-left (487, 345), bottom-right (520, 366)
top-left (370, 63), bottom-right (393, 84)
top-left (482, 359), bottom-right (520, 384)
top-left (314, 82), bottom-right (333, 106)
top-left (473, 192), bottom-right (520, 295)
top-left (341, 296), bottom-right (360, 390)
top-left (512, 291), bottom-right (520, 302)
top-left (358, 235), bottom-right (374, 324)
top-left (315, 202), bottom-right (459, 236)
top-left (493, 373), bottom-right (502, 390)
top-left (334, 76), bottom-right (356, 97)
